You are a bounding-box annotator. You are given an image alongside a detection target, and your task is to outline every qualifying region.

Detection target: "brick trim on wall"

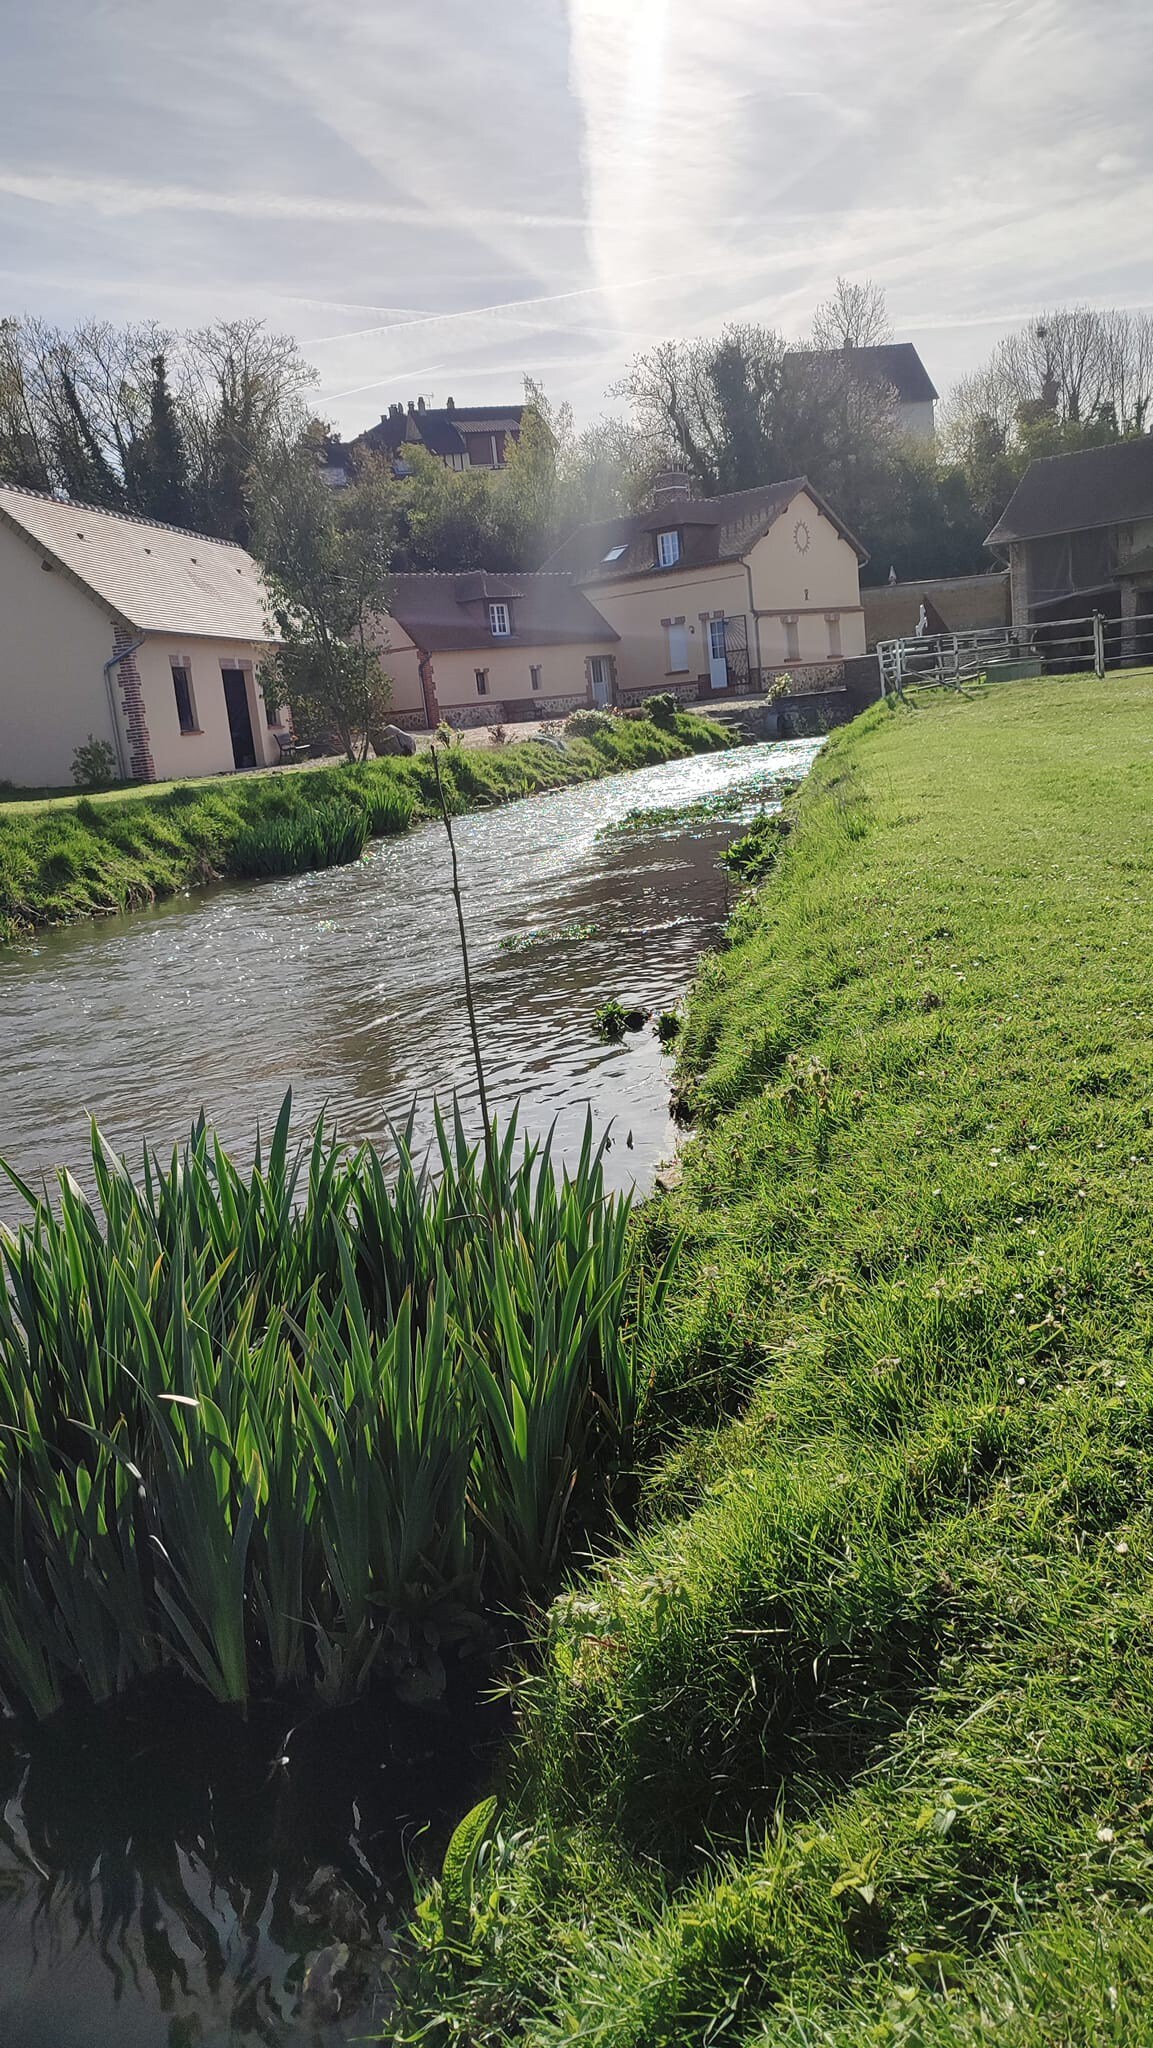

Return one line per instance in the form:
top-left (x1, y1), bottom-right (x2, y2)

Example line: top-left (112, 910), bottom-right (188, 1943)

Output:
top-left (112, 628), bottom-right (156, 781)
top-left (417, 649), bottom-right (440, 727)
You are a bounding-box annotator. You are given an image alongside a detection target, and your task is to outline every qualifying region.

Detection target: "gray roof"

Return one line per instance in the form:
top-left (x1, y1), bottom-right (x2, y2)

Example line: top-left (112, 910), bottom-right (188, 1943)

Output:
top-left (0, 484), bottom-right (273, 640)
top-left (986, 438), bottom-right (1153, 546)
top-left (790, 342), bottom-right (938, 404)
top-left (386, 572), bottom-right (618, 652)
top-left (355, 403), bottom-right (524, 462)
top-left (543, 477), bottom-right (868, 585)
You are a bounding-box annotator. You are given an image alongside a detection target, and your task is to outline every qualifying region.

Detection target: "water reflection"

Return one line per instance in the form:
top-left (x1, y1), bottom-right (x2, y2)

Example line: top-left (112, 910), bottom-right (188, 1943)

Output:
top-left (0, 1677), bottom-right (501, 2046)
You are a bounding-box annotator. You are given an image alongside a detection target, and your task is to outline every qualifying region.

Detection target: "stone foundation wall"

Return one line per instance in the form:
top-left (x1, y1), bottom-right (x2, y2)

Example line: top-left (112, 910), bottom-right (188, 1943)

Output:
top-left (617, 677), bottom-right (698, 709)
top-left (440, 692), bottom-right (588, 730)
top-left (768, 659), bottom-right (845, 696)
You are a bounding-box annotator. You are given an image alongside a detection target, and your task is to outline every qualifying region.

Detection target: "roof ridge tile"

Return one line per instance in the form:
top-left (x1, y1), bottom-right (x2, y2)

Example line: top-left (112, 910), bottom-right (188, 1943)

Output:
top-left (0, 477), bottom-right (243, 549)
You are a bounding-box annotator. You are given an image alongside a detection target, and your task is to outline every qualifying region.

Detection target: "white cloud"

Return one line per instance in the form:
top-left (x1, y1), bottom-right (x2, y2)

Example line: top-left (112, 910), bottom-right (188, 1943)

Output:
top-left (0, 0), bottom-right (1149, 429)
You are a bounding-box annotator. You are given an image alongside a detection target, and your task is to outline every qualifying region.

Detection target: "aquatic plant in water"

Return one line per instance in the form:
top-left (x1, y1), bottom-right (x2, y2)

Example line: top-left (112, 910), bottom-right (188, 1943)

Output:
top-left (0, 1098), bottom-right (679, 1718)
top-left (594, 999), bottom-right (647, 1040)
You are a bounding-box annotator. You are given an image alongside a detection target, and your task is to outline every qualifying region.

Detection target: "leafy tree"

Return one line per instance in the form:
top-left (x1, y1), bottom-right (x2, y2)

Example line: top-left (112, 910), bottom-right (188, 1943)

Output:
top-left (619, 314), bottom-right (900, 522)
top-left (253, 448), bottom-right (396, 761)
top-left (394, 446), bottom-right (516, 572)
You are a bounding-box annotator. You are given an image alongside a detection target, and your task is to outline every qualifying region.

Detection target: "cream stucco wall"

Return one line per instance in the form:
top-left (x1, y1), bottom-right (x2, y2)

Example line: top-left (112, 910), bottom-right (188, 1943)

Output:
top-left (582, 562), bottom-right (749, 697)
top-left (0, 520), bottom-right (120, 786)
top-left (372, 611), bottom-right (613, 727)
top-left (432, 640), bottom-right (609, 721)
top-left (137, 633), bottom-right (281, 780)
top-left (376, 615), bottom-right (430, 723)
top-left (897, 399), bottom-right (936, 441)
top-left (745, 491), bottom-right (865, 671)
top-left (579, 489), bottom-right (864, 696)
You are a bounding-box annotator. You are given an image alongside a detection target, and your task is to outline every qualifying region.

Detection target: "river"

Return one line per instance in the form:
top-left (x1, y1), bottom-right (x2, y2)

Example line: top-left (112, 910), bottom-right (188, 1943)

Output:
top-left (0, 738), bottom-right (820, 1201)
top-left (0, 734), bottom-right (820, 2047)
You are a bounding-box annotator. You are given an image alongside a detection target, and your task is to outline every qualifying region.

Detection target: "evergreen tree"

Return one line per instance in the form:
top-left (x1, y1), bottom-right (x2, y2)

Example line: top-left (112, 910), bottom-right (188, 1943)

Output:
top-left (128, 354), bottom-right (193, 527)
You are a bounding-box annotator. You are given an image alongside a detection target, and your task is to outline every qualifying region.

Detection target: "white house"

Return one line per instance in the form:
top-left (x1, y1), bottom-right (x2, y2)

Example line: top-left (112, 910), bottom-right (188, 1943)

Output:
top-left (0, 485), bottom-right (283, 787)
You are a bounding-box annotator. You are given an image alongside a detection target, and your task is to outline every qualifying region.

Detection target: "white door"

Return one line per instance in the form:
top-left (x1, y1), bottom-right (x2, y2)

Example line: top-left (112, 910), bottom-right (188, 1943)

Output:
top-left (589, 656), bottom-right (613, 707)
top-left (707, 618), bottom-right (728, 690)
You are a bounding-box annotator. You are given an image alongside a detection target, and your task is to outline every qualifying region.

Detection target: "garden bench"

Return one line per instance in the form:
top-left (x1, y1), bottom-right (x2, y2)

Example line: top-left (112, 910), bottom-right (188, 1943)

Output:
top-left (274, 731), bottom-right (310, 764)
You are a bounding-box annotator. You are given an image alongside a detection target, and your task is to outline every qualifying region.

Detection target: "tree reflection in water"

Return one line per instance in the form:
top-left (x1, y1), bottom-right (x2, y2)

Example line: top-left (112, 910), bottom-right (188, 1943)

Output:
top-left (0, 1674), bottom-right (500, 2046)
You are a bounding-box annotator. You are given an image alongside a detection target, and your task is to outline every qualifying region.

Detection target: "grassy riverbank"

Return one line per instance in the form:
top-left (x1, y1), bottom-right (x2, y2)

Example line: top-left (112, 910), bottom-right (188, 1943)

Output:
top-left (0, 711), bottom-right (725, 944)
top-left (398, 669), bottom-right (1153, 2044)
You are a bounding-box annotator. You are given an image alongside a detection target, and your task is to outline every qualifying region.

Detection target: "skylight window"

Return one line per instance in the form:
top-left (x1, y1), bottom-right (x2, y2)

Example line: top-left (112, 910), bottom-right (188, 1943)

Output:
top-left (602, 543), bottom-right (628, 562)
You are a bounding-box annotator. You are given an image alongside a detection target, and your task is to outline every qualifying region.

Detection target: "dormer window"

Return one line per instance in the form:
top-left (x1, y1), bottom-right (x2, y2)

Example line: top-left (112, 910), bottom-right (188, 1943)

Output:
top-left (489, 601), bottom-right (511, 637)
top-left (656, 530), bottom-right (681, 568)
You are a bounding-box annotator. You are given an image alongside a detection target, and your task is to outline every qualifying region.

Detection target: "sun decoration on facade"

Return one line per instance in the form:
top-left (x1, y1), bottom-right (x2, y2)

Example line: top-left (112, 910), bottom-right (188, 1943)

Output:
top-left (793, 518), bottom-right (811, 555)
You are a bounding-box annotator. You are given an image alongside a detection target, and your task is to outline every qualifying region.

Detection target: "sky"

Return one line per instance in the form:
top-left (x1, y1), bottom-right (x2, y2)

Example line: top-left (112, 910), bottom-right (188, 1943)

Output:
top-left (1, 0), bottom-right (1150, 436)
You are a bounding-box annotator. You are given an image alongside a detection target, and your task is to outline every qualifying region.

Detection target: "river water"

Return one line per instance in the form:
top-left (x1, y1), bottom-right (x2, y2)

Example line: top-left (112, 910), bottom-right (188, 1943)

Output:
top-left (0, 738), bottom-right (819, 1201)
top-left (0, 735), bottom-right (820, 2047)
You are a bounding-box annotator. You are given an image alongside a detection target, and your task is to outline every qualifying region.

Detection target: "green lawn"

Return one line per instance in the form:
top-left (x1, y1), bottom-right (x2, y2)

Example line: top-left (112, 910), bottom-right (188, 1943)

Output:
top-left (395, 670), bottom-right (1153, 2045)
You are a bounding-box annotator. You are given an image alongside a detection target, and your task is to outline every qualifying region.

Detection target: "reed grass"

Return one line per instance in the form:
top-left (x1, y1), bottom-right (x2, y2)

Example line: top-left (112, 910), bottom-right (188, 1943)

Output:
top-left (228, 795), bottom-right (371, 875)
top-left (0, 1100), bottom-right (677, 1719)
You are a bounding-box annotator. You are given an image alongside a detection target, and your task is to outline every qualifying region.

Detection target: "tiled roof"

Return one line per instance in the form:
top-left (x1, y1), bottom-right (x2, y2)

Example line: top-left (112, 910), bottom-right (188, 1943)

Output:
top-left (355, 403), bottom-right (524, 461)
top-left (985, 438), bottom-right (1153, 546)
top-left (543, 477), bottom-right (867, 585)
top-left (386, 571), bottom-right (618, 652)
top-left (790, 342), bottom-right (938, 404)
top-left (0, 483), bottom-right (273, 640)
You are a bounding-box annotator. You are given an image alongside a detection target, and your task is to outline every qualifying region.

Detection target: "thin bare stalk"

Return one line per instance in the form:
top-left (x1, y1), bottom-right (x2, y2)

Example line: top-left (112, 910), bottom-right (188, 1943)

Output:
top-left (431, 745), bottom-right (494, 1168)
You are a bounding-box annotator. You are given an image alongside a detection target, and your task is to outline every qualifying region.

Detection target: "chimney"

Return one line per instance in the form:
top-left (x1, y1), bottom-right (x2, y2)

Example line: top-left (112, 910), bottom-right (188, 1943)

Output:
top-left (417, 395), bottom-right (426, 412)
top-left (407, 399), bottom-right (416, 413)
top-left (445, 396), bottom-right (455, 412)
top-left (651, 469), bottom-right (693, 508)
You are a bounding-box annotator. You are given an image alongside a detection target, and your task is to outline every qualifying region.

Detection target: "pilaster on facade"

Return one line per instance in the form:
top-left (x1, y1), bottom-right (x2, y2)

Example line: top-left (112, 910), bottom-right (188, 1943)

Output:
top-left (1119, 582), bottom-right (1139, 666)
top-left (1008, 544), bottom-right (1031, 629)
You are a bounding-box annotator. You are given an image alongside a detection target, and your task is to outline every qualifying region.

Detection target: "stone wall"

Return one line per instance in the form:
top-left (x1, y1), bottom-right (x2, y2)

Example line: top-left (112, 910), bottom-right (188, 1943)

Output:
top-left (439, 692), bottom-right (588, 730)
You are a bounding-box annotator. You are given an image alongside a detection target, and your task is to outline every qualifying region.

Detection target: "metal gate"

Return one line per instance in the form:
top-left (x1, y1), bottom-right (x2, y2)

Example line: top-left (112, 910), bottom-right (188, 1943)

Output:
top-left (877, 606), bottom-right (1153, 696)
top-left (723, 615), bottom-right (750, 691)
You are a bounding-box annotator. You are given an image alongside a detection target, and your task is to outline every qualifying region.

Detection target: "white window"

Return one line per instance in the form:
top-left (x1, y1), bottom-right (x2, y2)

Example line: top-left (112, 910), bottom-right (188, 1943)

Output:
top-left (826, 613), bottom-right (842, 657)
top-left (666, 622), bottom-right (689, 672)
top-left (489, 601), bottom-right (511, 637)
top-left (603, 543), bottom-right (628, 563)
top-left (784, 616), bottom-right (800, 662)
top-left (656, 530), bottom-right (681, 568)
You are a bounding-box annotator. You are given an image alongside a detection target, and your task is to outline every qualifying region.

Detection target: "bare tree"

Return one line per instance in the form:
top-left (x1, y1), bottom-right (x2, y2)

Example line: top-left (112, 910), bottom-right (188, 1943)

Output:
top-left (944, 303), bottom-right (1153, 445)
top-left (810, 277), bottom-right (892, 351)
